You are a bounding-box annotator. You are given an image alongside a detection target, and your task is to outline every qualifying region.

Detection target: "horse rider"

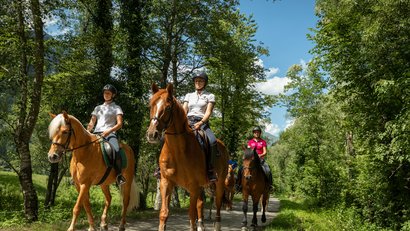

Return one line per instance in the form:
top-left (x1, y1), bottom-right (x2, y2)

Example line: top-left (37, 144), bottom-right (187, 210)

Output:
top-left (183, 72), bottom-right (218, 182)
top-left (87, 84), bottom-right (126, 185)
top-left (236, 126), bottom-right (273, 191)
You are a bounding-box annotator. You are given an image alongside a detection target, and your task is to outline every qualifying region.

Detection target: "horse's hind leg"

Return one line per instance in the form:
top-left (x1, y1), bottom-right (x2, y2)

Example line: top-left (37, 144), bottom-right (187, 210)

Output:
top-left (99, 185), bottom-right (111, 231)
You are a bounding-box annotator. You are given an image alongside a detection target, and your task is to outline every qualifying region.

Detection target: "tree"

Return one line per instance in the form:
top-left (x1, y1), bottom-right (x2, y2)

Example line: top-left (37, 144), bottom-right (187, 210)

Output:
top-left (0, 0), bottom-right (45, 222)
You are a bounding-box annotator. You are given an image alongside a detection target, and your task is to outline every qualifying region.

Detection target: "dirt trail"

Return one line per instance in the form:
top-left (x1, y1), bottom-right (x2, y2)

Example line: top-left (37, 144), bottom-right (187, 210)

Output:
top-left (124, 197), bottom-right (280, 231)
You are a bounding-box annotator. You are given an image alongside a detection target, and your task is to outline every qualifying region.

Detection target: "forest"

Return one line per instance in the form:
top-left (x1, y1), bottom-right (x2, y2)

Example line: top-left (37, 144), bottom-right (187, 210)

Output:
top-left (1, 0), bottom-right (409, 230)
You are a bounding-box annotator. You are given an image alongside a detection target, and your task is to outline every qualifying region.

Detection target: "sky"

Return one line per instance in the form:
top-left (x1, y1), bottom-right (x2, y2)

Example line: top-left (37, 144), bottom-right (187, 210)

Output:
top-left (239, 0), bottom-right (318, 136)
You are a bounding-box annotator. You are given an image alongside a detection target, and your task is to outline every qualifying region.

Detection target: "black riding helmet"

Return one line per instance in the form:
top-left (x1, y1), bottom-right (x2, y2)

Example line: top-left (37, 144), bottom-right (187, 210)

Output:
top-left (192, 72), bottom-right (208, 83)
top-left (252, 126), bottom-right (262, 133)
top-left (102, 84), bottom-right (117, 95)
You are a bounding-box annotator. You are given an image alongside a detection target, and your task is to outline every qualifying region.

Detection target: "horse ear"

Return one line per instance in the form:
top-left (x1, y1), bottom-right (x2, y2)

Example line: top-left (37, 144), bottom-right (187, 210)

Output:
top-left (48, 112), bottom-right (56, 119)
top-left (166, 83), bottom-right (174, 98)
top-left (62, 111), bottom-right (70, 122)
top-left (152, 83), bottom-right (159, 93)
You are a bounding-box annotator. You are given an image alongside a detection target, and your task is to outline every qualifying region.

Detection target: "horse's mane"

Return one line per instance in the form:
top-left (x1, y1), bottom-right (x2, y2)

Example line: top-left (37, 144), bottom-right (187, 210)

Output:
top-left (49, 114), bottom-right (66, 139)
top-left (48, 113), bottom-right (86, 139)
top-left (244, 148), bottom-right (262, 167)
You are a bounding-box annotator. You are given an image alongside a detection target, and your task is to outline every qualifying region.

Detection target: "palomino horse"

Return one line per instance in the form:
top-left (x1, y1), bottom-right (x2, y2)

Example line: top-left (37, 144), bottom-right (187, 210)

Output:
top-left (146, 83), bottom-right (229, 231)
top-left (240, 148), bottom-right (270, 230)
top-left (47, 112), bottom-right (139, 231)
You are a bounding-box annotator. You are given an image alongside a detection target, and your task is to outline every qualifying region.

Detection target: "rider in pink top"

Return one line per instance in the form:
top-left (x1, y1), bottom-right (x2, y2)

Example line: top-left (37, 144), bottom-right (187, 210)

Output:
top-left (236, 126), bottom-right (273, 192)
top-left (247, 127), bottom-right (267, 159)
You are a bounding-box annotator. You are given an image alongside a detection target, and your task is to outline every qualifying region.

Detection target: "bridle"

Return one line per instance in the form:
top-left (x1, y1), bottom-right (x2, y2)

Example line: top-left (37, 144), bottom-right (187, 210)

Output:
top-left (52, 123), bottom-right (102, 156)
top-left (150, 98), bottom-right (180, 135)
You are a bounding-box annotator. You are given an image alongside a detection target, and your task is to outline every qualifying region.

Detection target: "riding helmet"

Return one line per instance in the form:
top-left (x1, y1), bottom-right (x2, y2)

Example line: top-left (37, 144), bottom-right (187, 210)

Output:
top-left (102, 84), bottom-right (117, 95)
top-left (192, 72), bottom-right (208, 83)
top-left (252, 126), bottom-right (262, 133)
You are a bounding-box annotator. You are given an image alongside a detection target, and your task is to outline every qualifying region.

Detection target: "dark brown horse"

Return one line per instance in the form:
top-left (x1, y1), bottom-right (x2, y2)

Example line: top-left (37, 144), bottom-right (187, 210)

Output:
top-left (47, 112), bottom-right (139, 231)
top-left (146, 83), bottom-right (229, 231)
top-left (240, 148), bottom-right (270, 230)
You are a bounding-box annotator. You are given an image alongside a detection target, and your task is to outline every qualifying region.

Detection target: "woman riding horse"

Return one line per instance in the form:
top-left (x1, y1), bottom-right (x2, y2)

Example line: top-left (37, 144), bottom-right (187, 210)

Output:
top-left (147, 83), bottom-right (229, 231)
top-left (48, 112), bottom-right (138, 231)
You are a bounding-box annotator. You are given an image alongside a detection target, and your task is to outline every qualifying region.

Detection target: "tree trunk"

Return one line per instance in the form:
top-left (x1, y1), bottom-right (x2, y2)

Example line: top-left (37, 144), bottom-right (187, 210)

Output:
top-left (17, 143), bottom-right (39, 222)
top-left (120, 0), bottom-right (147, 174)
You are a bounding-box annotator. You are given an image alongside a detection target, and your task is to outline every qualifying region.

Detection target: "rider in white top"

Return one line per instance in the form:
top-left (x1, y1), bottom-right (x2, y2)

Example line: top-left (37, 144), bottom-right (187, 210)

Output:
top-left (183, 72), bottom-right (218, 182)
top-left (87, 84), bottom-right (125, 185)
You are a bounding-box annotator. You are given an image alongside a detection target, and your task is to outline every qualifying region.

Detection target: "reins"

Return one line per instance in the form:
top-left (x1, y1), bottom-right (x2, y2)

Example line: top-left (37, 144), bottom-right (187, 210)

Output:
top-left (53, 124), bottom-right (103, 156)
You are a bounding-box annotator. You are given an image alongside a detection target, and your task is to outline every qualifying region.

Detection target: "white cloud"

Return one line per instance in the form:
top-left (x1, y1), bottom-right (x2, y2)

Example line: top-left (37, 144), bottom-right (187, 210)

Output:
top-left (255, 76), bottom-right (291, 95)
top-left (264, 123), bottom-right (281, 136)
top-left (284, 118), bottom-right (295, 130)
top-left (266, 67), bottom-right (279, 78)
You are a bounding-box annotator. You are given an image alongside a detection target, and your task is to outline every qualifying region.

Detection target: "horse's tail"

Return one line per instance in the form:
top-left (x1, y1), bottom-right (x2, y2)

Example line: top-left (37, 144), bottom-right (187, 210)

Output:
top-left (120, 176), bottom-right (140, 213)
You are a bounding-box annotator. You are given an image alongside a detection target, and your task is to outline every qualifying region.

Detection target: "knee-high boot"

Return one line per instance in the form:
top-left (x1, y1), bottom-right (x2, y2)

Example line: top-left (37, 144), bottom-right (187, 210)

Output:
top-left (114, 151), bottom-right (126, 185)
top-left (207, 144), bottom-right (218, 182)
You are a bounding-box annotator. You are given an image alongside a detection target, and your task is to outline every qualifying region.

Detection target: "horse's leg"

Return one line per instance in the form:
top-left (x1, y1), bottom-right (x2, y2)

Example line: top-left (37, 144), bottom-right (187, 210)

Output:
top-left (196, 190), bottom-right (205, 231)
top-left (214, 181), bottom-right (225, 231)
top-left (241, 193), bottom-right (249, 229)
top-left (189, 188), bottom-right (201, 231)
top-left (159, 178), bottom-right (174, 231)
top-left (261, 192), bottom-right (269, 223)
top-left (118, 179), bottom-right (133, 231)
top-left (99, 185), bottom-right (111, 231)
top-left (68, 184), bottom-right (95, 231)
top-left (251, 194), bottom-right (260, 229)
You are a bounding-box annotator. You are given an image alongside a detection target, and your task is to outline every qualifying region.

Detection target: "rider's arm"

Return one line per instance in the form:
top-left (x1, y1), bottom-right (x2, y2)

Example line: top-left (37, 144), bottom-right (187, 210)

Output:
top-left (183, 101), bottom-right (189, 115)
top-left (87, 115), bottom-right (97, 132)
top-left (259, 146), bottom-right (267, 159)
top-left (201, 102), bottom-right (214, 123)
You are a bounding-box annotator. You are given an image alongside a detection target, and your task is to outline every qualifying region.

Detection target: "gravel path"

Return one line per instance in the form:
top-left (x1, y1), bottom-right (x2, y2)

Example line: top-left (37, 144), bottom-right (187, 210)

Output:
top-left (125, 197), bottom-right (280, 231)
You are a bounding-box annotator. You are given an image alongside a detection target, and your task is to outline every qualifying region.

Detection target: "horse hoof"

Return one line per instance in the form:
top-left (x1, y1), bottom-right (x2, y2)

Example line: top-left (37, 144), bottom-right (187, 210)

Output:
top-left (118, 225), bottom-right (125, 231)
top-left (100, 224), bottom-right (108, 231)
top-left (241, 227), bottom-right (248, 231)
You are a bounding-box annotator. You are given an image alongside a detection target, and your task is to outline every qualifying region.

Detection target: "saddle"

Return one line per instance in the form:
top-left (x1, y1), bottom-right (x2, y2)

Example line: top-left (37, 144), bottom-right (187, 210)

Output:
top-left (194, 129), bottom-right (210, 156)
top-left (100, 141), bottom-right (127, 169)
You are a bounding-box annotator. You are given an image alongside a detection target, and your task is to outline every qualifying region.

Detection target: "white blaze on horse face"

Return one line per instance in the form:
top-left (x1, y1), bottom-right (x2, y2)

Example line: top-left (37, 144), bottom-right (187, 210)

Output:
top-left (151, 99), bottom-right (163, 126)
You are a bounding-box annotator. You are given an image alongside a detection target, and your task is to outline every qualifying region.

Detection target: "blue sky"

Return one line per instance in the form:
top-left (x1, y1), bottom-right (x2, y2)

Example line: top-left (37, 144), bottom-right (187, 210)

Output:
top-left (239, 0), bottom-right (318, 136)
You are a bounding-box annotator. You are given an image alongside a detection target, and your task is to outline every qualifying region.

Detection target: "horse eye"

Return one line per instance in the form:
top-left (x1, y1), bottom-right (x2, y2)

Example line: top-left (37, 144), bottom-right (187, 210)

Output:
top-left (62, 131), bottom-right (69, 135)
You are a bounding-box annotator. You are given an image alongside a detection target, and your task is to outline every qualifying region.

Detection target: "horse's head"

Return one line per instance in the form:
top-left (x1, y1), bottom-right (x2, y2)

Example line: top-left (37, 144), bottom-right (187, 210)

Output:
top-left (146, 83), bottom-right (175, 143)
top-left (47, 111), bottom-right (73, 163)
top-left (242, 147), bottom-right (260, 181)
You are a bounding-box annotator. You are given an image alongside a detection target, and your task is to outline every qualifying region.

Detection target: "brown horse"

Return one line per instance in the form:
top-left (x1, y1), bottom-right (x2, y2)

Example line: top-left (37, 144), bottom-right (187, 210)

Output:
top-left (224, 163), bottom-right (236, 211)
top-left (240, 148), bottom-right (270, 230)
top-left (146, 83), bottom-right (229, 231)
top-left (47, 112), bottom-right (139, 231)
top-left (207, 162), bottom-right (236, 219)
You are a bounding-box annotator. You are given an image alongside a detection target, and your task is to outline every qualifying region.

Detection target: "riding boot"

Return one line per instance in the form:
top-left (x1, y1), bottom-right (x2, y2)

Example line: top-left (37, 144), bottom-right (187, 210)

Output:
top-left (115, 151), bottom-right (126, 186)
top-left (207, 144), bottom-right (218, 182)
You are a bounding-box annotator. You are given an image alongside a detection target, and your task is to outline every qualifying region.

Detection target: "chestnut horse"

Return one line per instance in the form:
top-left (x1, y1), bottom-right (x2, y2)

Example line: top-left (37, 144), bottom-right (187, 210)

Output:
top-left (146, 83), bottom-right (229, 231)
top-left (206, 162), bottom-right (236, 219)
top-left (47, 112), bottom-right (139, 231)
top-left (240, 148), bottom-right (270, 230)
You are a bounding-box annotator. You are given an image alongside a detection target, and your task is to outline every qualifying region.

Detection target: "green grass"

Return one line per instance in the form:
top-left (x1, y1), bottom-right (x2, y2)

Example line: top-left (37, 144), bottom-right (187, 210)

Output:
top-left (0, 170), bottom-right (161, 230)
top-left (264, 196), bottom-right (389, 231)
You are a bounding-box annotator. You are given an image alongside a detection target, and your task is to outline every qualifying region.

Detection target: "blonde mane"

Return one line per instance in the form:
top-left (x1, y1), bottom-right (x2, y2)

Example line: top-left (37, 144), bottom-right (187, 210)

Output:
top-left (48, 114), bottom-right (65, 139)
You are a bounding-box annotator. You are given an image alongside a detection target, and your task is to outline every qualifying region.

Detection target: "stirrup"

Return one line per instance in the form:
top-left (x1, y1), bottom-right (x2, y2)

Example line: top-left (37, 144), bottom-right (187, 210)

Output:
top-left (116, 175), bottom-right (126, 185)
